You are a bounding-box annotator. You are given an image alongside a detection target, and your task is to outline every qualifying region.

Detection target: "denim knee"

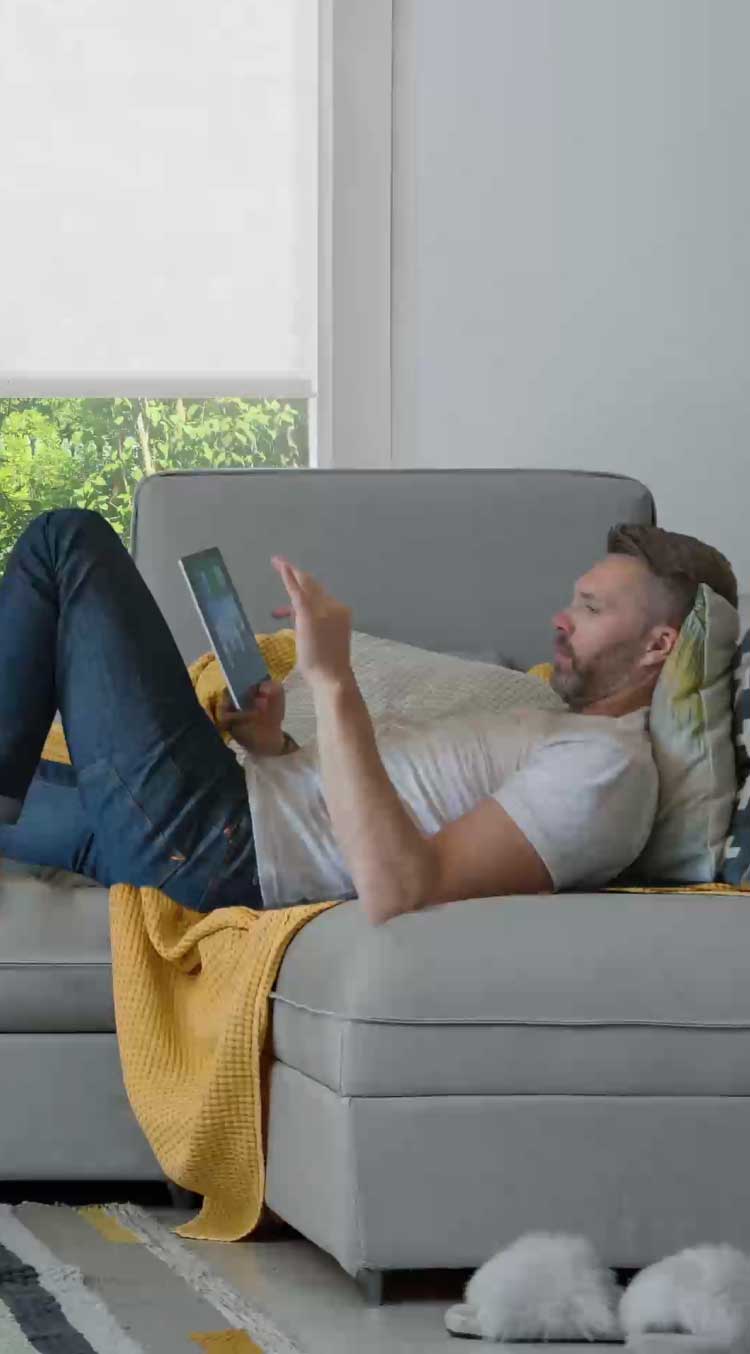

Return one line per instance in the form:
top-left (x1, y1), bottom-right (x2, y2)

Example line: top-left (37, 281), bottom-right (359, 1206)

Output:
top-left (34, 508), bottom-right (120, 557)
top-left (42, 507), bottom-right (113, 538)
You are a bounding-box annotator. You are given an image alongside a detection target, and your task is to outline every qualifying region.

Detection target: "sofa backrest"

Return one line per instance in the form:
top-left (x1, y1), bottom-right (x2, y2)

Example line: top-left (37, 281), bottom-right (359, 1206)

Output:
top-left (131, 468), bottom-right (655, 672)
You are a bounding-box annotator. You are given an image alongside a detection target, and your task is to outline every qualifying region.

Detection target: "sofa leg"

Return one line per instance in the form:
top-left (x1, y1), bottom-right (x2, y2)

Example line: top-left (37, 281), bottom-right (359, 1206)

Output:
top-left (164, 1180), bottom-right (202, 1210)
top-left (355, 1268), bottom-right (386, 1306)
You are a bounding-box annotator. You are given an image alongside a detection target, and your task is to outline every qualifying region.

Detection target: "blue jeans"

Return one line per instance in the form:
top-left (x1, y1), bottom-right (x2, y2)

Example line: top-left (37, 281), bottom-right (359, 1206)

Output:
top-left (0, 508), bottom-right (263, 912)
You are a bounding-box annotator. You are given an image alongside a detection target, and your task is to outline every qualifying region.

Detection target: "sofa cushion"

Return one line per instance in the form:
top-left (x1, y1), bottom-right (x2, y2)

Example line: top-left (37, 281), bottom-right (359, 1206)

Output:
top-left (721, 627), bottom-right (750, 886)
top-left (1, 856), bottom-right (100, 889)
top-left (0, 872), bottom-right (114, 1032)
top-left (270, 892), bottom-right (750, 1098)
top-left (6, 863), bottom-right (750, 1101)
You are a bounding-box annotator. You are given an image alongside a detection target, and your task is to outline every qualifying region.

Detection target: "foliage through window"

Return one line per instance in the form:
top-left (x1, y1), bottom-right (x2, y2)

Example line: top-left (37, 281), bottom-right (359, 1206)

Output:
top-left (0, 396), bottom-right (308, 576)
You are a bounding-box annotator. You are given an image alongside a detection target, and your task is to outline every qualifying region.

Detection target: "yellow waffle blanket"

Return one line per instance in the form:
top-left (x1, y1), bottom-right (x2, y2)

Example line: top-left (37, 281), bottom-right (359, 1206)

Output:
top-left (42, 629), bottom-right (340, 1242)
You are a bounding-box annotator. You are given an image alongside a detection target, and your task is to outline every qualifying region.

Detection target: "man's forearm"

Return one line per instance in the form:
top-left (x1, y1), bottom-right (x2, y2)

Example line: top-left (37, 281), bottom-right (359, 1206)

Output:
top-left (313, 671), bottom-right (434, 923)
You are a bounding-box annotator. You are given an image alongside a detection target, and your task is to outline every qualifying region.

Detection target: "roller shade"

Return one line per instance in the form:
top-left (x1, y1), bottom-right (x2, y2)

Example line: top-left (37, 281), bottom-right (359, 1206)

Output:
top-left (0, 0), bottom-right (317, 396)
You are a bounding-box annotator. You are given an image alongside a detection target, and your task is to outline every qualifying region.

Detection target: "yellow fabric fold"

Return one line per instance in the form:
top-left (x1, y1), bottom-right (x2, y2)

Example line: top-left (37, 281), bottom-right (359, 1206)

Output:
top-left (108, 885), bottom-right (337, 1240)
top-left (527, 661), bottom-right (555, 683)
top-left (604, 882), bottom-right (750, 894)
top-left (40, 630), bottom-right (344, 1242)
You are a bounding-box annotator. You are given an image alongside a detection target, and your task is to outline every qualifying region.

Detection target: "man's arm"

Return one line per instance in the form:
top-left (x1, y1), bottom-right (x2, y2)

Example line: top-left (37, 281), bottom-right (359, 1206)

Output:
top-left (314, 672), bottom-right (552, 926)
top-left (270, 553), bottom-right (551, 925)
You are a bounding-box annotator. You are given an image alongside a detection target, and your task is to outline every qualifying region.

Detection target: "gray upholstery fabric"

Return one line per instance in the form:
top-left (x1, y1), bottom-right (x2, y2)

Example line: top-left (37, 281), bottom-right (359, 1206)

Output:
top-left (272, 892), bottom-right (748, 1027)
top-left (272, 1000), bottom-right (750, 1097)
top-left (266, 1061), bottom-right (750, 1277)
top-left (7, 877), bottom-right (750, 1102)
top-left (0, 876), bottom-right (113, 1032)
top-left (0, 1032), bottom-right (163, 1179)
top-left (131, 468), bottom-right (655, 672)
top-left (272, 891), bottom-right (750, 1097)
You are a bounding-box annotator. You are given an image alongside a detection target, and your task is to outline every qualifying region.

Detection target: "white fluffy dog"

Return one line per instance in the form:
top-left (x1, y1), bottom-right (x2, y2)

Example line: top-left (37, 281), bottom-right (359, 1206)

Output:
top-left (445, 1234), bottom-right (750, 1346)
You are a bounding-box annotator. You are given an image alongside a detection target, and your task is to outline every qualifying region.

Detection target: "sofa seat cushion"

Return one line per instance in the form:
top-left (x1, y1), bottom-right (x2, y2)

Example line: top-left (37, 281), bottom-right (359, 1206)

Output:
top-left (270, 893), bottom-right (750, 1098)
top-left (0, 871), bottom-right (114, 1032)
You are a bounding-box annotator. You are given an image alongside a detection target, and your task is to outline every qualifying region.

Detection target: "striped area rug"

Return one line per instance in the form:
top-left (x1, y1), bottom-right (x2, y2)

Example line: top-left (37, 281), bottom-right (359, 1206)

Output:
top-left (0, 1201), bottom-right (303, 1353)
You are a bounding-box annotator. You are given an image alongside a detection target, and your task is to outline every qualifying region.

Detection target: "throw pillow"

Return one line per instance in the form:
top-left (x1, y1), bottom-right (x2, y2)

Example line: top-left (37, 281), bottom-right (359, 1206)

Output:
top-left (623, 583), bottom-right (738, 884)
top-left (720, 627), bottom-right (750, 886)
top-left (281, 630), bottom-right (565, 749)
top-left (529, 588), bottom-right (739, 883)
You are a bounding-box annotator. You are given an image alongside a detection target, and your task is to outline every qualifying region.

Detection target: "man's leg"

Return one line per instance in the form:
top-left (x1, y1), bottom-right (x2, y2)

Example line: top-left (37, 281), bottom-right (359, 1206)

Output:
top-left (0, 759), bottom-right (106, 882)
top-left (0, 508), bottom-right (259, 905)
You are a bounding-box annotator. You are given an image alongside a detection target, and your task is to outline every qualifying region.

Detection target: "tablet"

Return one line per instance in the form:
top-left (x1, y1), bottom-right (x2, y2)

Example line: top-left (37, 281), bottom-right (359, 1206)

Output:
top-left (179, 546), bottom-right (270, 711)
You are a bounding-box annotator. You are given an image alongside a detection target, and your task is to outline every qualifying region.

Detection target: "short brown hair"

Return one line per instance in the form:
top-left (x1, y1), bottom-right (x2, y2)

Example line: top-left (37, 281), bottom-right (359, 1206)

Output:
top-left (607, 523), bottom-right (738, 624)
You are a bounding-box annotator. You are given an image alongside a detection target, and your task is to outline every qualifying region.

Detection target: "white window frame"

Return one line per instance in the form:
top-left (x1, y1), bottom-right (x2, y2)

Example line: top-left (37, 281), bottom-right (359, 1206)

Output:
top-left (2, 2), bottom-right (394, 471)
top-left (316, 0), bottom-right (393, 469)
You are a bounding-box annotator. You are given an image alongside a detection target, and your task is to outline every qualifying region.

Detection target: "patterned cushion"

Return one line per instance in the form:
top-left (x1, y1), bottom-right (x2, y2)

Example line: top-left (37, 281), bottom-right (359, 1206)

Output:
top-left (721, 627), bottom-right (750, 885)
top-left (626, 583), bottom-right (738, 884)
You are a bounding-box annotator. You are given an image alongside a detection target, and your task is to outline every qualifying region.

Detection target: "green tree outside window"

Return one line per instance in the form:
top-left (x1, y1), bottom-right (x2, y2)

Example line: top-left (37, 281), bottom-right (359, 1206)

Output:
top-left (0, 396), bottom-right (307, 577)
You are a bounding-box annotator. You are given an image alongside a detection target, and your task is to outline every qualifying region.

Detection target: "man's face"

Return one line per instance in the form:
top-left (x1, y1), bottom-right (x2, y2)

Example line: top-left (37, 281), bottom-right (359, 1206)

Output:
top-left (550, 554), bottom-right (664, 709)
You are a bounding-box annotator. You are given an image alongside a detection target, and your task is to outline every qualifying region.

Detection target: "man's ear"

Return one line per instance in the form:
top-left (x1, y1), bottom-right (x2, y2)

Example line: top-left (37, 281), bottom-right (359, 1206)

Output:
top-left (640, 624), bottom-right (680, 670)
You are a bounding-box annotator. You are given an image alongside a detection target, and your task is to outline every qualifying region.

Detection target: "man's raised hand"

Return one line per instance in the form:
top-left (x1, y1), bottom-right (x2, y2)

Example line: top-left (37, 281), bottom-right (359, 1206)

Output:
top-left (271, 555), bottom-right (353, 690)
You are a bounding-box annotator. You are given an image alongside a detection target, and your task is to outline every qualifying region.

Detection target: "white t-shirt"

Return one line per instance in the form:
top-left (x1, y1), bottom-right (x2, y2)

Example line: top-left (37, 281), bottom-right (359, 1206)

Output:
top-left (230, 704), bottom-right (658, 910)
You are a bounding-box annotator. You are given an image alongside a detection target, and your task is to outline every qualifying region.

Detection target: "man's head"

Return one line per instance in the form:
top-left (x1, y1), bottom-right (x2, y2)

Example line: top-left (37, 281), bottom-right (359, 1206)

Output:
top-left (550, 524), bottom-right (738, 713)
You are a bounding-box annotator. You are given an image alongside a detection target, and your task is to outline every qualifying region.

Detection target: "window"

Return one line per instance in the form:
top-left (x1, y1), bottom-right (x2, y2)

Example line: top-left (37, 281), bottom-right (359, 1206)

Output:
top-left (0, 0), bottom-right (317, 564)
top-left (0, 396), bottom-right (308, 574)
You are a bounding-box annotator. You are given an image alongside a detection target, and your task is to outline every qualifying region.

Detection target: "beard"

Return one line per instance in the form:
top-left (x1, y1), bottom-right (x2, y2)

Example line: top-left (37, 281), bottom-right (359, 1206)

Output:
top-left (550, 636), bottom-right (646, 711)
top-left (550, 652), bottom-right (587, 709)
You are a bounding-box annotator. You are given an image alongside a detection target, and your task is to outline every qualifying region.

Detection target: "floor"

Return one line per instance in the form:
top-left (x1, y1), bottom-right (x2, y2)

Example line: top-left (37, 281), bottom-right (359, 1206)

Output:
top-left (0, 1180), bottom-right (634, 1353)
top-left (153, 1205), bottom-right (483, 1353)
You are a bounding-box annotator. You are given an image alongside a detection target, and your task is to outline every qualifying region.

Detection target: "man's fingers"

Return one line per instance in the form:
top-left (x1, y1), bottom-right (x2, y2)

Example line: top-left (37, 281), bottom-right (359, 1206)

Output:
top-left (272, 556), bottom-right (304, 597)
top-left (219, 709), bottom-right (260, 727)
top-left (272, 555), bottom-right (326, 602)
top-left (272, 554), bottom-right (303, 580)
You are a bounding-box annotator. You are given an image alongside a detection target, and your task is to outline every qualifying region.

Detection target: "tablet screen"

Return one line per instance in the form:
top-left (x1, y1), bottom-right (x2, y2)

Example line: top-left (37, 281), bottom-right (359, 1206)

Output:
top-left (179, 546), bottom-right (269, 708)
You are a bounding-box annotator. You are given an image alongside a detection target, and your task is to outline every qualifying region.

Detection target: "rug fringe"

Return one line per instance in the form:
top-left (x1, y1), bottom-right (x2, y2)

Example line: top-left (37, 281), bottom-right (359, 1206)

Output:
top-left (0, 1203), bottom-right (146, 1354)
top-left (104, 1203), bottom-right (304, 1354)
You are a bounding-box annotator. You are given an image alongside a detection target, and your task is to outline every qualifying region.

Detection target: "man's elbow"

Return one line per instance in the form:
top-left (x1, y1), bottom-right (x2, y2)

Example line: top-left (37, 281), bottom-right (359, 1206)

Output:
top-left (357, 841), bottom-right (437, 925)
top-left (360, 887), bottom-right (420, 926)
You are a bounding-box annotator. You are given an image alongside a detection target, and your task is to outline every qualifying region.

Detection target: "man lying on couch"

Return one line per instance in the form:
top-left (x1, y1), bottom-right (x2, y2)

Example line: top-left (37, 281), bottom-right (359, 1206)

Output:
top-left (0, 511), bottom-right (737, 925)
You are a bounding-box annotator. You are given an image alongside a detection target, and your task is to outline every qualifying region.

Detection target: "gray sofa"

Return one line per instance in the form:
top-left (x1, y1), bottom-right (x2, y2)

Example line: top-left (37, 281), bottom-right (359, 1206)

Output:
top-left (2, 467), bottom-right (749, 1304)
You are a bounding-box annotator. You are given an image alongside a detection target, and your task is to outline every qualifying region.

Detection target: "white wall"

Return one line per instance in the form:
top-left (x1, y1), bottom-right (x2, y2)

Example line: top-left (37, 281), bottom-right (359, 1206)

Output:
top-left (392, 0), bottom-right (750, 586)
